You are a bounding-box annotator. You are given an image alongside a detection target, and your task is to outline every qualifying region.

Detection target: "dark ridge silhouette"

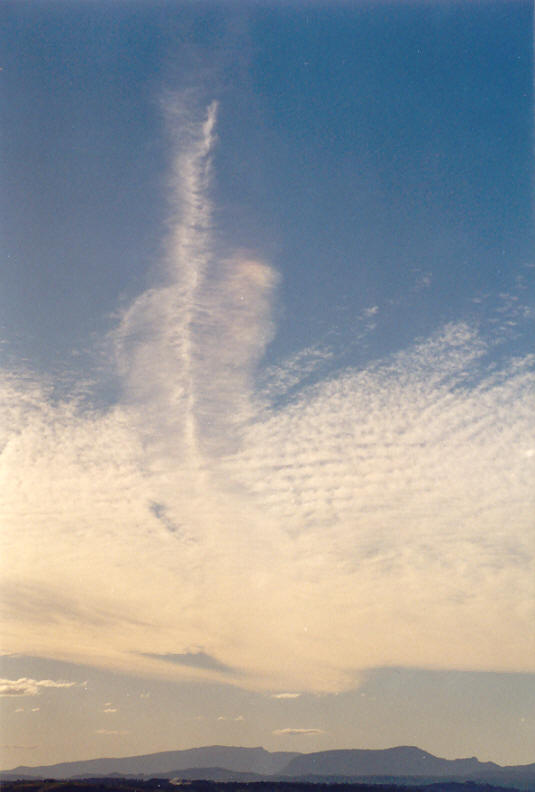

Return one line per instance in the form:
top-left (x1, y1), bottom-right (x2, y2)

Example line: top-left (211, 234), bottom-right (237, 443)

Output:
top-left (2, 747), bottom-right (534, 790)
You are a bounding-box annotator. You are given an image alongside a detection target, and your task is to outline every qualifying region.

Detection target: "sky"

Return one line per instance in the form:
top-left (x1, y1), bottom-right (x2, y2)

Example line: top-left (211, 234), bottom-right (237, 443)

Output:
top-left (0, 0), bottom-right (534, 771)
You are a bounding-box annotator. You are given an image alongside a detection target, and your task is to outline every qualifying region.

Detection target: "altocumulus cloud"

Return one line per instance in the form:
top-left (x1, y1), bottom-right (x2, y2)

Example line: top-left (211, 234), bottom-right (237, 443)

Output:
top-left (1, 98), bottom-right (534, 693)
top-left (273, 729), bottom-right (326, 736)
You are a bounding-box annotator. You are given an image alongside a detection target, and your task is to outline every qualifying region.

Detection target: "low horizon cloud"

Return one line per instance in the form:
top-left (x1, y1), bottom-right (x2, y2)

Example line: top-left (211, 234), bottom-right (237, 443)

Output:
top-left (272, 728), bottom-right (326, 736)
top-left (271, 693), bottom-right (302, 699)
top-left (0, 745), bottom-right (39, 751)
top-left (1, 97), bottom-right (533, 694)
top-left (0, 679), bottom-right (80, 697)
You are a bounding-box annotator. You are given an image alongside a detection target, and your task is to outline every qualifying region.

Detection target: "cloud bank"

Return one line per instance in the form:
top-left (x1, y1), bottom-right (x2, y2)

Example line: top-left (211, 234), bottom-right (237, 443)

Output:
top-left (1, 98), bottom-right (533, 693)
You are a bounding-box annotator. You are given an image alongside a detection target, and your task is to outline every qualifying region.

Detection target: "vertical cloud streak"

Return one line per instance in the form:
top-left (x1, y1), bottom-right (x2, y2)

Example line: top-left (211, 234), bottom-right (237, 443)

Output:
top-left (114, 98), bottom-right (277, 467)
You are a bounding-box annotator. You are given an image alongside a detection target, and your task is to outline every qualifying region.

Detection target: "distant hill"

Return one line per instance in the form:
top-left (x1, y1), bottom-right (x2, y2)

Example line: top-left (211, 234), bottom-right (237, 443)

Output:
top-left (283, 746), bottom-right (495, 776)
top-left (282, 748), bottom-right (535, 790)
top-left (2, 745), bottom-right (534, 790)
top-left (2, 747), bottom-right (297, 780)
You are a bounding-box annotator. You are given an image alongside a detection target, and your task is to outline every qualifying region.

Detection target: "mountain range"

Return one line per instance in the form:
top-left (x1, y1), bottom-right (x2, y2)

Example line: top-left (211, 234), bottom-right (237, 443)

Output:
top-left (3, 745), bottom-right (534, 790)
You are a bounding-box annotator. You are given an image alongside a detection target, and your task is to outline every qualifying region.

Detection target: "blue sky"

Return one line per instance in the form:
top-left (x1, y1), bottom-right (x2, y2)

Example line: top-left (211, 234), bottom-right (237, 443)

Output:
top-left (1, 0), bottom-right (534, 770)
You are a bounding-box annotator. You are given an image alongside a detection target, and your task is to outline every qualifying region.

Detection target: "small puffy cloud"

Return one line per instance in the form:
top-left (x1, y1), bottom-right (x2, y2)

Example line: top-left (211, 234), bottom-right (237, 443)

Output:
top-left (0, 678), bottom-right (78, 697)
top-left (94, 729), bottom-right (129, 736)
top-left (31, 707), bottom-right (40, 712)
top-left (410, 267), bottom-right (432, 291)
top-left (273, 728), bottom-right (325, 736)
top-left (102, 707), bottom-right (117, 713)
top-left (271, 693), bottom-right (301, 699)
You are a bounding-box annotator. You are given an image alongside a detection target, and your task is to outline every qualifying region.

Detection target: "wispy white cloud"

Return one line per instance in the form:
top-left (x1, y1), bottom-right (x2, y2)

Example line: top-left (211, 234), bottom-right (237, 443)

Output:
top-left (1, 99), bottom-right (533, 695)
top-left (94, 729), bottom-right (130, 736)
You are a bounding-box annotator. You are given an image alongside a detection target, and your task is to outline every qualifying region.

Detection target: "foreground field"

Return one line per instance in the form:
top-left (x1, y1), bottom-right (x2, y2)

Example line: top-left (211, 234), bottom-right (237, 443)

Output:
top-left (0, 779), bottom-right (525, 792)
